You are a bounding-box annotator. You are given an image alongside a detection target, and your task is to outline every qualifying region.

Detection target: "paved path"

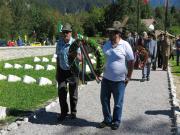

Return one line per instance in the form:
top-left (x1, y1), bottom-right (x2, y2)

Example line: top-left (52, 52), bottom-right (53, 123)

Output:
top-left (7, 69), bottom-right (176, 135)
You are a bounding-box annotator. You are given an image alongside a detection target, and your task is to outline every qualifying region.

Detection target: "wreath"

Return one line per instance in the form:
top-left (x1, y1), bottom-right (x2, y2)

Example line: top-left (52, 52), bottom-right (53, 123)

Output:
top-left (68, 39), bottom-right (104, 80)
top-left (135, 45), bottom-right (149, 69)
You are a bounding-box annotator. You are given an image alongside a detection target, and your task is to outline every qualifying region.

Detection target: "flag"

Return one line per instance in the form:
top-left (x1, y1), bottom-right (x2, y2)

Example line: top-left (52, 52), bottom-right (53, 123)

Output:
top-left (143, 0), bottom-right (149, 4)
top-left (57, 20), bottom-right (63, 32)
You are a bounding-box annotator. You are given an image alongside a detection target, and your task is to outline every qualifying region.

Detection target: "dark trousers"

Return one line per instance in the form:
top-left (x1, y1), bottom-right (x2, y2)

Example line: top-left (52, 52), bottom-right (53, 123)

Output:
top-left (157, 54), bottom-right (163, 68)
top-left (162, 55), bottom-right (168, 70)
top-left (177, 51), bottom-right (180, 66)
top-left (56, 67), bottom-right (79, 116)
top-left (152, 57), bottom-right (157, 70)
top-left (169, 53), bottom-right (174, 60)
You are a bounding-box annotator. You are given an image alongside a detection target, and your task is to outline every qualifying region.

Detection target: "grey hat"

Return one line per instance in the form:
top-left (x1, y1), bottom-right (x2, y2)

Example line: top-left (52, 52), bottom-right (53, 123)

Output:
top-left (107, 21), bottom-right (123, 32)
top-left (62, 23), bottom-right (72, 32)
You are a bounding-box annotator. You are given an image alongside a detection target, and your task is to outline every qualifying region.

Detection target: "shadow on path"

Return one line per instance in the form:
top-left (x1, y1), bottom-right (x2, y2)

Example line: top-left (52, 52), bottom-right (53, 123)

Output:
top-left (28, 111), bottom-right (98, 128)
top-left (145, 109), bottom-right (173, 117)
top-left (130, 78), bottom-right (142, 82)
top-left (8, 108), bottom-right (33, 118)
top-left (145, 109), bottom-right (177, 135)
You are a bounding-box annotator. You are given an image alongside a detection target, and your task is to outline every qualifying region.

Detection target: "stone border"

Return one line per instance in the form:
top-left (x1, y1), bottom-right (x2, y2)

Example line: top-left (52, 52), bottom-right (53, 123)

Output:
top-left (0, 82), bottom-right (89, 135)
top-left (0, 107), bottom-right (8, 120)
top-left (168, 66), bottom-right (180, 134)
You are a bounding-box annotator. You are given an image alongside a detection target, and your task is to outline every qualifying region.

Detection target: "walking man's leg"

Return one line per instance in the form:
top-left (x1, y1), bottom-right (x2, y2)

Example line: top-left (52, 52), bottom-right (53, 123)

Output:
top-left (58, 81), bottom-right (69, 121)
top-left (100, 78), bottom-right (112, 128)
top-left (69, 76), bottom-right (78, 118)
top-left (111, 81), bottom-right (125, 130)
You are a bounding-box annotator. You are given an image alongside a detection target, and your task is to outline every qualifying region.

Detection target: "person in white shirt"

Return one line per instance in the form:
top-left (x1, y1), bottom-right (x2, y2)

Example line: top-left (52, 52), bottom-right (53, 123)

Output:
top-left (99, 21), bottom-right (134, 130)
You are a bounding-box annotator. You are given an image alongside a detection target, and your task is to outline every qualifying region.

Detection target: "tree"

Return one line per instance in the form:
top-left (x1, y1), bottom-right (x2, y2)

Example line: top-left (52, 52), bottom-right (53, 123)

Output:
top-left (8, 0), bottom-right (31, 39)
top-left (83, 6), bottom-right (105, 36)
top-left (0, 6), bottom-right (13, 39)
top-left (154, 6), bottom-right (164, 19)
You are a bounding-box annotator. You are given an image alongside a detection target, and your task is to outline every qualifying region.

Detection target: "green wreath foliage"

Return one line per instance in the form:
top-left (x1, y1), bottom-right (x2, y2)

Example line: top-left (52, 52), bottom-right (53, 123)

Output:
top-left (68, 39), bottom-right (104, 79)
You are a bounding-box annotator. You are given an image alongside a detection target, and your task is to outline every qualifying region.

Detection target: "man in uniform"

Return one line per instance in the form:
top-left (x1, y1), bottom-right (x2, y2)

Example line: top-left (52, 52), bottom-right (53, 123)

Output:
top-left (161, 34), bottom-right (171, 70)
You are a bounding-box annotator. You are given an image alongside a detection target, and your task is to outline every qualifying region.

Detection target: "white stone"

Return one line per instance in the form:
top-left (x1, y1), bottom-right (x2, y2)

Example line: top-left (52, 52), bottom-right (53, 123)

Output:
top-left (23, 75), bottom-right (36, 84)
top-left (88, 53), bottom-right (96, 60)
top-left (45, 105), bottom-right (51, 111)
top-left (176, 112), bottom-right (180, 121)
top-left (46, 64), bottom-right (55, 70)
top-left (91, 59), bottom-right (96, 64)
top-left (24, 64), bottom-right (34, 69)
top-left (0, 106), bottom-right (7, 120)
top-left (33, 57), bottom-right (41, 62)
top-left (4, 63), bottom-right (13, 69)
top-left (88, 53), bottom-right (93, 58)
top-left (46, 101), bottom-right (57, 110)
top-left (0, 74), bottom-right (7, 80)
top-left (7, 75), bottom-right (21, 82)
top-left (53, 54), bottom-right (57, 58)
top-left (7, 122), bottom-right (18, 131)
top-left (23, 117), bottom-right (29, 122)
top-left (86, 65), bottom-right (91, 72)
top-left (173, 100), bottom-right (179, 107)
top-left (51, 57), bottom-right (56, 63)
top-left (0, 130), bottom-right (8, 135)
top-left (55, 98), bottom-right (59, 103)
top-left (14, 64), bottom-right (23, 69)
top-left (42, 57), bottom-right (49, 62)
top-left (38, 77), bottom-right (52, 86)
top-left (35, 64), bottom-right (44, 70)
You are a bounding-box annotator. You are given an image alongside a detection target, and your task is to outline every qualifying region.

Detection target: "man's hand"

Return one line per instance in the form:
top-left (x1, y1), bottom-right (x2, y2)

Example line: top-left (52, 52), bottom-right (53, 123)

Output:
top-left (69, 52), bottom-right (77, 58)
top-left (125, 78), bottom-right (130, 87)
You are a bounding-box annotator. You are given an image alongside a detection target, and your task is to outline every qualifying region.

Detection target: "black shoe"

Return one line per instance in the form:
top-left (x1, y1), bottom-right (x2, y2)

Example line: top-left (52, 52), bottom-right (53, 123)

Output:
top-left (99, 121), bottom-right (111, 128)
top-left (57, 114), bottom-right (68, 122)
top-left (147, 77), bottom-right (150, 81)
top-left (111, 122), bottom-right (119, 130)
top-left (141, 78), bottom-right (145, 82)
top-left (69, 114), bottom-right (76, 119)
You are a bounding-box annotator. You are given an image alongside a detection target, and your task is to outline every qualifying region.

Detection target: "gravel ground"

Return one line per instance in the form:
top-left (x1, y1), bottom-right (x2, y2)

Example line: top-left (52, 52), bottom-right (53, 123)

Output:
top-left (7, 69), bottom-right (176, 135)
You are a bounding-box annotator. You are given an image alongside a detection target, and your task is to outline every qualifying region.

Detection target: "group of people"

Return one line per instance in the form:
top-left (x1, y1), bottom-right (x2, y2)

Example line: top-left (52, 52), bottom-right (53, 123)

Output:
top-left (55, 21), bottom-right (134, 130)
top-left (126, 30), bottom-right (180, 81)
top-left (55, 21), bottom-right (179, 130)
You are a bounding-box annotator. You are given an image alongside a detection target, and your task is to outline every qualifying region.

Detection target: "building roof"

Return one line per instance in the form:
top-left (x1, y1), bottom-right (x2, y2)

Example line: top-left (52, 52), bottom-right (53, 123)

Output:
top-left (141, 18), bottom-right (156, 27)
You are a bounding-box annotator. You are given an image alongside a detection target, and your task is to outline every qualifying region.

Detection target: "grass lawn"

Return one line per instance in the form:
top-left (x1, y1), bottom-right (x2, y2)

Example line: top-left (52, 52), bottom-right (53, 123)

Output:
top-left (169, 57), bottom-right (180, 76)
top-left (169, 57), bottom-right (180, 102)
top-left (0, 55), bottom-right (57, 117)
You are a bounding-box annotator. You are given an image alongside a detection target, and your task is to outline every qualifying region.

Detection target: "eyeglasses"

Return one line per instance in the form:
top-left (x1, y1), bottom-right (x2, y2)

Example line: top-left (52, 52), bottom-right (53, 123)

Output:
top-left (63, 31), bottom-right (71, 34)
top-left (108, 31), bottom-right (119, 35)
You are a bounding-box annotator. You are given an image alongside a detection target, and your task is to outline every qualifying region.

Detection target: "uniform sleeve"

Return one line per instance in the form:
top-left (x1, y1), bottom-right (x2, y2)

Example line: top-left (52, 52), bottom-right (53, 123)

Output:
top-left (153, 41), bottom-right (157, 58)
top-left (125, 41), bottom-right (134, 61)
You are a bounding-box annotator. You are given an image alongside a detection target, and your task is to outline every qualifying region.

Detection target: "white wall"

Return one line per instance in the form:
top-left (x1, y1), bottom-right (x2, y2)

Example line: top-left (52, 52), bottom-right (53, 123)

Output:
top-left (0, 46), bottom-right (56, 61)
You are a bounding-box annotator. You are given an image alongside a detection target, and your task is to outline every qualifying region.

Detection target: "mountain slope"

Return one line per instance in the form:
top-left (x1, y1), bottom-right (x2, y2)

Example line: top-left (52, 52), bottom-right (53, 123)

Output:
top-left (150, 0), bottom-right (180, 8)
top-left (35, 0), bottom-right (112, 13)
